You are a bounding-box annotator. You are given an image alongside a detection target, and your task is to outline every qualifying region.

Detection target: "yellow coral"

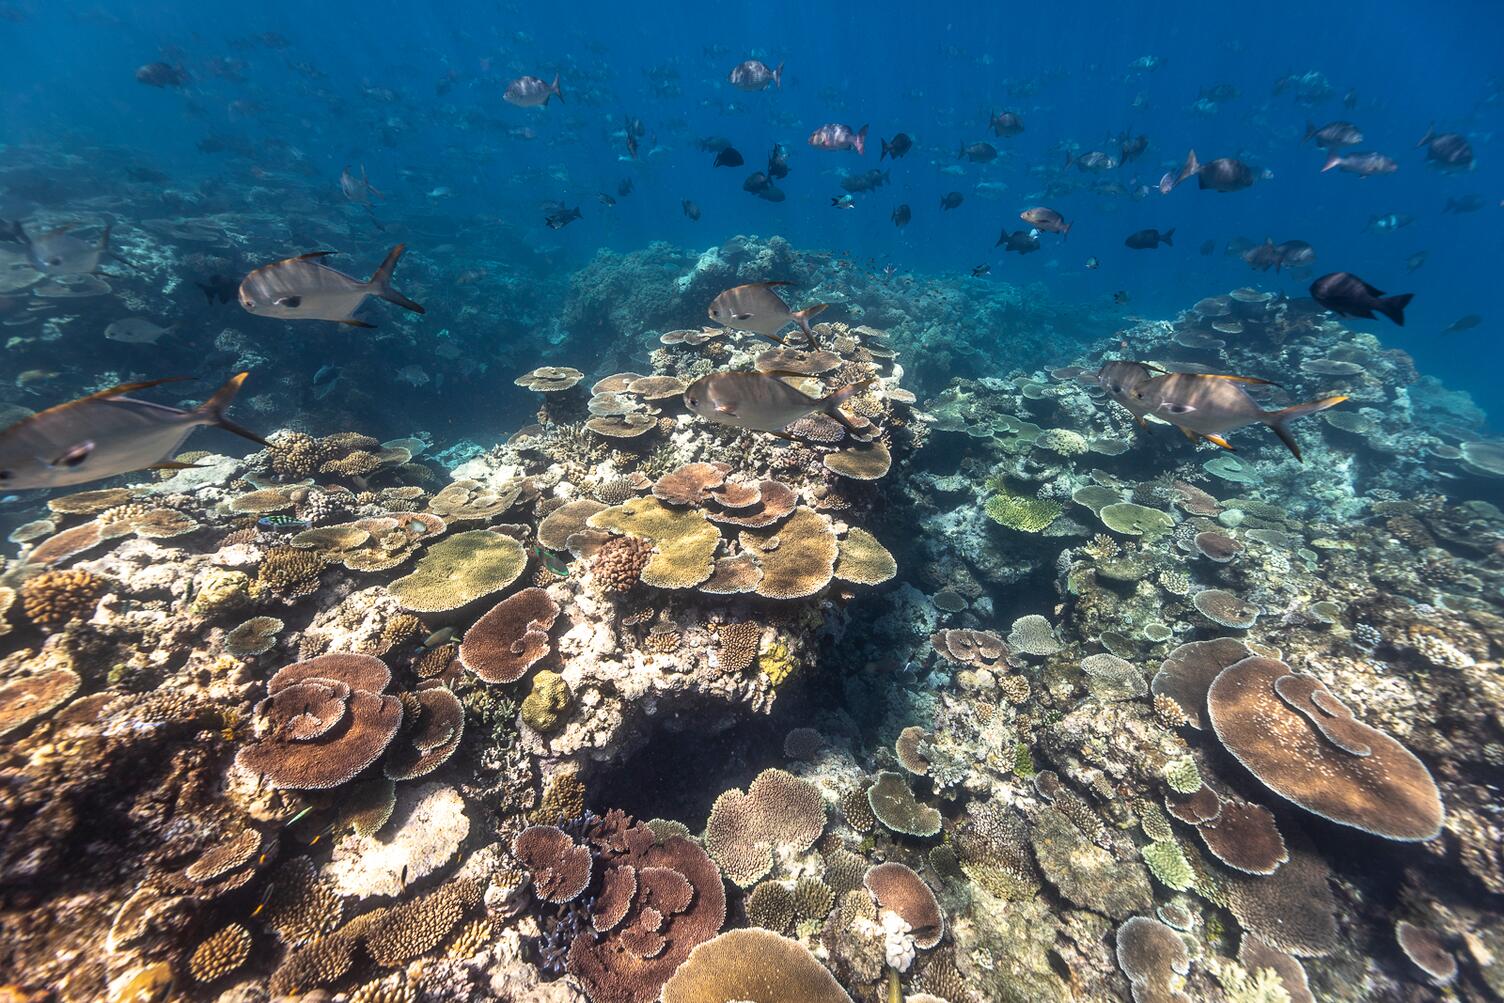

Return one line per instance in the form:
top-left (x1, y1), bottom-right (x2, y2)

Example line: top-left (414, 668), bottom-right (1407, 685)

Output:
top-left (193, 568), bottom-right (251, 616)
top-left (759, 639), bottom-right (797, 686)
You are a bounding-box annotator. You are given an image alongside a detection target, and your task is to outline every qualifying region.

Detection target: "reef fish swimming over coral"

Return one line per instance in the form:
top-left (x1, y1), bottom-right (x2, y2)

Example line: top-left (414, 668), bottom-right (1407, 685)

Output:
top-left (0, 373), bottom-right (266, 490)
top-left (1129, 371), bottom-right (1347, 460)
top-left (238, 244), bottom-right (425, 328)
top-left (683, 370), bottom-right (869, 433)
top-left (707, 281), bottom-right (827, 344)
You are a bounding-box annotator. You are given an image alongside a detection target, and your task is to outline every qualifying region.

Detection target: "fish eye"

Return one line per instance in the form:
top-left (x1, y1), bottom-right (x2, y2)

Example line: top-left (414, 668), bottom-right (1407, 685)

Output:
top-left (0, 471), bottom-right (10, 481)
top-left (687, 396), bottom-right (699, 407)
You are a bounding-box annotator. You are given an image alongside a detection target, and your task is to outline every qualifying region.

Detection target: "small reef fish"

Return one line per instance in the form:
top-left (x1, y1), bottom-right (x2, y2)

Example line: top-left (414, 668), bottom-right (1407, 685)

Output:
top-left (712, 147), bottom-right (744, 168)
top-left (1365, 212), bottom-right (1414, 232)
top-left (1303, 120), bottom-right (1363, 149)
top-left (503, 74), bottom-right (562, 107)
top-left (971, 264), bottom-right (990, 277)
top-left (831, 194), bottom-right (856, 209)
top-left (1417, 124), bottom-right (1473, 169)
top-left (19, 222), bottom-right (113, 275)
top-left (0, 373), bottom-right (266, 491)
top-left (880, 133), bottom-right (912, 160)
top-left (683, 371), bottom-right (870, 433)
top-left (544, 205), bottom-right (582, 229)
top-left (766, 143), bottom-right (790, 179)
top-left (135, 62), bottom-right (187, 87)
top-left (727, 60), bottom-right (782, 91)
top-left (707, 281), bottom-right (827, 344)
top-left (840, 169), bottom-right (889, 193)
top-left (1309, 272), bottom-right (1413, 326)
top-left (339, 165), bottom-right (382, 206)
top-left (958, 142), bottom-right (998, 163)
top-left (1322, 151), bottom-right (1398, 176)
top-left (1125, 227), bottom-right (1174, 249)
top-left (997, 229), bottom-right (1040, 254)
top-left (1160, 150), bottom-right (1256, 193)
top-left (1020, 206), bottom-right (1070, 236)
top-left (1441, 314), bottom-right (1482, 335)
top-left (808, 123), bottom-right (867, 155)
top-left (682, 200), bottom-right (701, 221)
top-left (258, 514), bottom-right (310, 531)
top-left (418, 626), bottom-right (458, 650)
top-left (104, 317), bottom-right (173, 344)
top-left (1129, 372), bottom-right (1347, 460)
top-left (238, 244), bottom-right (425, 328)
top-left (989, 111), bottom-right (1024, 136)
top-left (940, 192), bottom-right (964, 210)
top-left (534, 546), bottom-right (570, 577)
top-left (891, 204), bottom-right (911, 228)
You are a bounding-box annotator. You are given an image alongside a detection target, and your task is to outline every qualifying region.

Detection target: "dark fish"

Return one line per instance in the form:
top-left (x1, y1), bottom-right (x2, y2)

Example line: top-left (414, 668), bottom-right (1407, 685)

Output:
top-left (713, 147), bottom-right (744, 168)
top-left (767, 143), bottom-right (791, 179)
top-left (683, 200), bottom-right (701, 221)
top-left (1160, 149), bottom-right (1255, 193)
top-left (1199, 239), bottom-right (1216, 256)
top-left (339, 165), bottom-right (382, 206)
top-left (1406, 251), bottom-right (1428, 272)
top-left (996, 230), bottom-right (1040, 255)
top-left (880, 133), bottom-right (912, 160)
top-left (683, 371), bottom-right (868, 433)
top-left (957, 142), bottom-right (998, 163)
top-left (1120, 134), bottom-right (1149, 163)
top-left (597, 192), bottom-right (617, 207)
top-left (1113, 290), bottom-right (1130, 304)
top-left (617, 178), bottom-right (634, 197)
top-left (1129, 371), bottom-right (1346, 460)
top-left (697, 136), bottom-right (734, 153)
top-left (831, 194), bottom-right (856, 209)
top-left (1417, 124), bottom-right (1473, 169)
top-left (989, 111), bottom-right (1024, 136)
top-left (312, 364), bottom-right (340, 387)
top-left (891, 204), bottom-right (911, 228)
top-left (196, 274), bottom-right (238, 305)
top-left (544, 205), bottom-right (582, 230)
top-left (809, 123), bottom-right (867, 155)
top-left (971, 264), bottom-right (990, 277)
top-left (840, 169), bottom-right (889, 193)
top-left (239, 245), bottom-right (424, 328)
top-left (1441, 314), bottom-right (1482, 334)
top-left (503, 74), bottom-right (562, 107)
top-left (742, 172), bottom-right (785, 201)
top-left (1274, 239), bottom-right (1315, 271)
top-left (1444, 195), bottom-right (1484, 213)
top-left (1125, 227), bottom-right (1174, 249)
top-left (1242, 239), bottom-right (1284, 272)
top-left (1020, 206), bottom-right (1070, 236)
top-left (0, 374), bottom-right (265, 491)
top-left (1072, 151), bottom-right (1118, 172)
top-left (1303, 120), bottom-right (1363, 149)
top-left (940, 192), bottom-right (964, 210)
top-left (1322, 151), bottom-right (1398, 176)
top-left (135, 62), bottom-right (187, 87)
top-left (1309, 272), bottom-right (1412, 326)
top-left (727, 60), bottom-right (782, 91)
top-left (1085, 256), bottom-right (1099, 269)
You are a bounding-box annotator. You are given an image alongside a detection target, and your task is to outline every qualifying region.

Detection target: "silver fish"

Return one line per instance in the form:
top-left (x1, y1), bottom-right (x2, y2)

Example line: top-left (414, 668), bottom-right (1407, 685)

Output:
top-left (0, 373), bottom-right (266, 491)
top-left (808, 123), bottom-right (868, 155)
top-left (503, 74), bottom-right (562, 107)
top-left (21, 222), bottom-right (112, 275)
top-left (103, 317), bottom-right (173, 344)
top-left (1129, 372), bottom-right (1347, 460)
top-left (339, 165), bottom-right (382, 206)
top-left (1092, 360), bottom-right (1162, 425)
top-left (707, 282), bottom-right (827, 344)
top-left (1321, 151), bottom-right (1398, 176)
top-left (238, 245), bottom-right (424, 328)
top-left (728, 60), bottom-right (782, 91)
top-left (683, 371), bottom-right (869, 433)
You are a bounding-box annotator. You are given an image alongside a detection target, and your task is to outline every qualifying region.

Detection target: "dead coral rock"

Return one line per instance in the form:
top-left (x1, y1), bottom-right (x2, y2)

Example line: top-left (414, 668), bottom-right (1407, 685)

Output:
top-left (1029, 806), bottom-right (1153, 921)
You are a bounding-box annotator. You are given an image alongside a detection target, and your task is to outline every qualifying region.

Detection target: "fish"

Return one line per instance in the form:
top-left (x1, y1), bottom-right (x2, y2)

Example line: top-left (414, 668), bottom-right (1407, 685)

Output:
top-left (1072, 151), bottom-right (1118, 172)
top-left (996, 230), bottom-right (1040, 255)
top-left (682, 200), bottom-right (701, 221)
top-left (18, 222), bottom-right (114, 275)
top-left (707, 282), bottom-right (827, 344)
top-left (808, 123), bottom-right (867, 155)
top-left (597, 193), bottom-right (617, 207)
top-left (831, 195), bottom-right (856, 209)
top-left (534, 546), bottom-right (571, 577)
top-left (1444, 195), bottom-right (1484, 213)
top-left (503, 74), bottom-right (562, 107)
top-left (238, 244), bottom-right (425, 329)
top-left (696, 136), bottom-right (734, 153)
top-left (880, 133), bottom-right (912, 160)
top-left (1128, 371), bottom-right (1347, 460)
top-left (1406, 251), bottom-right (1428, 272)
top-left (1092, 360), bottom-right (1163, 425)
top-left (0, 373), bottom-right (266, 491)
top-left (1200, 83), bottom-right (1239, 103)
top-left (312, 364), bottom-right (340, 388)
top-left (989, 111), bottom-right (1024, 137)
top-left (1085, 256), bottom-right (1099, 269)
top-left (196, 274), bottom-right (238, 305)
top-left (1125, 228), bottom-right (1174, 249)
top-left (940, 192), bottom-right (964, 210)
top-left (1113, 291), bottom-right (1130, 304)
top-left (135, 62), bottom-right (187, 87)
top-left (891, 204), bottom-right (911, 228)
top-left (1309, 272), bottom-right (1413, 326)
top-left (339, 165), bottom-right (382, 206)
top-left (727, 60), bottom-right (782, 91)
top-left (418, 626), bottom-right (459, 650)
top-left (742, 172), bottom-right (784, 201)
top-left (713, 147), bottom-right (745, 168)
top-left (1160, 150), bottom-right (1255, 193)
top-left (1441, 314), bottom-right (1482, 335)
top-left (1302, 121), bottom-right (1363, 148)
top-left (104, 318), bottom-right (173, 345)
top-left (258, 514), bottom-right (310, 531)
top-left (1199, 239), bottom-right (1216, 256)
top-left (544, 206), bottom-right (582, 229)
top-left (683, 371), bottom-right (869, 433)
top-left (1274, 240), bottom-right (1315, 271)
top-left (1020, 206), bottom-right (1070, 236)
top-left (840, 169), bottom-right (889, 193)
top-left (1365, 212), bottom-right (1414, 233)
top-left (1417, 124), bottom-right (1473, 169)
top-left (1120, 134), bottom-right (1149, 163)
top-left (971, 264), bottom-right (990, 277)
top-left (957, 142), bottom-right (998, 163)
top-left (617, 178), bottom-right (635, 197)
top-left (767, 143), bottom-right (791, 179)
top-left (1242, 239), bottom-right (1283, 272)
top-left (1321, 151), bottom-right (1398, 176)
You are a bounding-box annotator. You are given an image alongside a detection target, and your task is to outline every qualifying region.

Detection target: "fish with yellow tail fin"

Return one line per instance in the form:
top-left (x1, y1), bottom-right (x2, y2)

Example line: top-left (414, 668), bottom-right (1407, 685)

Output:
top-left (1128, 371), bottom-right (1347, 460)
top-left (0, 372), bottom-right (267, 490)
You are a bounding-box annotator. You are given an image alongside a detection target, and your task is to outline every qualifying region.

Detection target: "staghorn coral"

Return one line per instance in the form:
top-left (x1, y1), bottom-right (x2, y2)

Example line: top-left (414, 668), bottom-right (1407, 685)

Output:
top-left (19, 569), bottom-right (107, 629)
top-left (188, 922), bottom-right (253, 983)
top-left (254, 545), bottom-right (326, 600)
top-left (705, 768), bottom-right (827, 887)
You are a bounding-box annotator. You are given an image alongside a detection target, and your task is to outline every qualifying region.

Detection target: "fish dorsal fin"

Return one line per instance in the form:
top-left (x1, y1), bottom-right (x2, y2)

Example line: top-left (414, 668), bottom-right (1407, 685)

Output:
top-left (1197, 373), bottom-right (1281, 388)
top-left (758, 280), bottom-right (796, 290)
top-left (287, 251), bottom-right (339, 264)
top-left (81, 376), bottom-right (194, 401)
top-left (760, 369), bottom-right (817, 380)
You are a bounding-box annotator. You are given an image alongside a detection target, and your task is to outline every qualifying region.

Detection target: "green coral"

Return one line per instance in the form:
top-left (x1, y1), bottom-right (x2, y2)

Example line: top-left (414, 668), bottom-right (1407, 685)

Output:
top-left (758, 639), bottom-right (797, 686)
top-left (1012, 742), bottom-right (1036, 778)
top-left (1163, 756), bottom-right (1203, 794)
top-left (983, 478), bottom-right (1063, 533)
top-left (1142, 840), bottom-right (1195, 891)
top-left (520, 670), bottom-right (571, 732)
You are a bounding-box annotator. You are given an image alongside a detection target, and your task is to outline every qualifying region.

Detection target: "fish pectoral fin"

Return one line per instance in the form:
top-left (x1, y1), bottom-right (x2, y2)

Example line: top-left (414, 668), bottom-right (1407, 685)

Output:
top-left (275, 296), bottom-right (302, 308)
top-left (149, 460), bottom-right (204, 470)
top-left (1180, 427), bottom-right (1198, 442)
top-left (48, 440), bottom-right (95, 469)
top-left (1204, 434), bottom-right (1234, 450)
top-left (714, 403), bottom-right (737, 415)
top-left (1135, 417), bottom-right (1147, 428)
top-left (731, 312), bottom-right (754, 321)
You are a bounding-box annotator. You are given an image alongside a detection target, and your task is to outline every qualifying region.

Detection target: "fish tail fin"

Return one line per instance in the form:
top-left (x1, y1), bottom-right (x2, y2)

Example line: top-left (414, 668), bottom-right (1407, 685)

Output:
top-left (1302, 120), bottom-right (1315, 143)
top-left (1181, 148), bottom-right (1200, 182)
top-left (99, 221), bottom-right (111, 251)
top-left (854, 125), bottom-right (867, 156)
top-left (550, 74), bottom-right (563, 104)
top-left (881, 138), bottom-right (891, 161)
top-left (363, 164), bottom-right (383, 199)
top-left (995, 229), bottom-right (1006, 246)
top-left (1161, 227), bottom-right (1174, 246)
top-left (773, 62), bottom-right (783, 89)
top-left (198, 372), bottom-right (269, 447)
top-left (1062, 220), bottom-right (1071, 240)
top-left (823, 378), bottom-right (876, 426)
top-left (1378, 292), bottom-right (1413, 326)
top-left (1417, 122), bottom-right (1434, 148)
top-left (1321, 153), bottom-right (1341, 172)
top-left (792, 303), bottom-right (829, 344)
top-left (1266, 395), bottom-right (1348, 461)
top-left (369, 243), bottom-right (425, 314)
